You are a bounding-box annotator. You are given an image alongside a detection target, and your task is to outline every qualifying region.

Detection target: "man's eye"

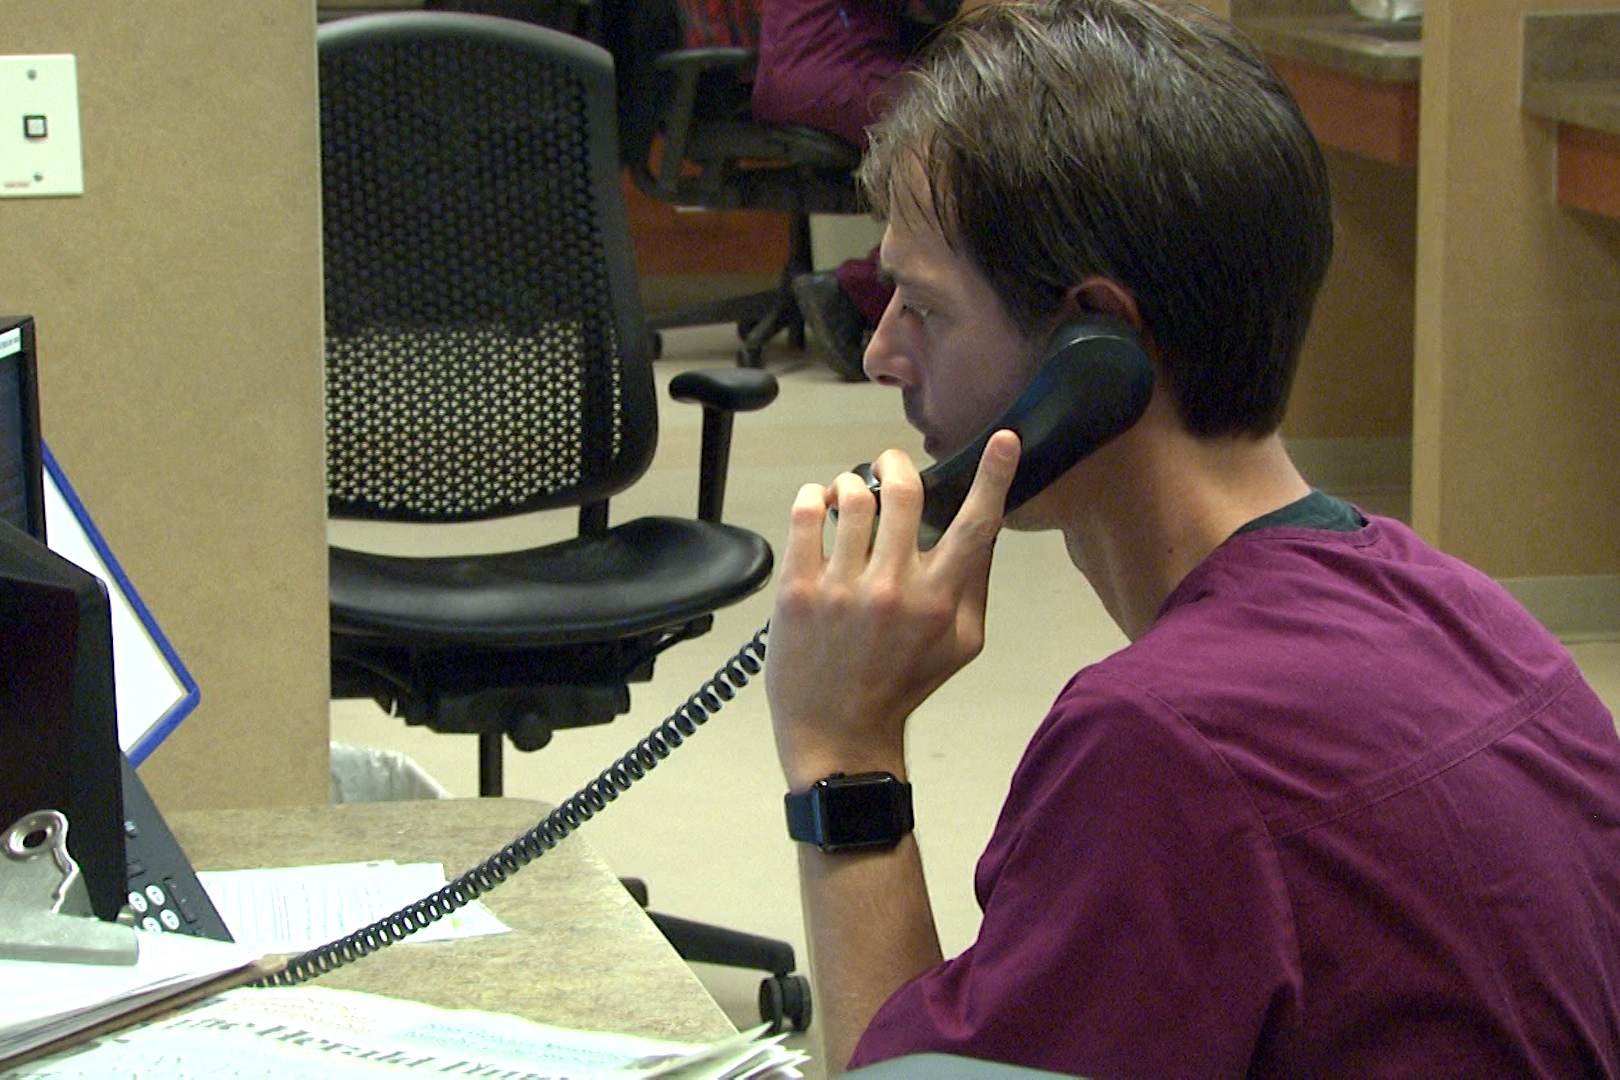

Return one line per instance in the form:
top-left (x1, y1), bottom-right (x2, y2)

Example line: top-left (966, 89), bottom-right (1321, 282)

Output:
top-left (903, 302), bottom-right (933, 322)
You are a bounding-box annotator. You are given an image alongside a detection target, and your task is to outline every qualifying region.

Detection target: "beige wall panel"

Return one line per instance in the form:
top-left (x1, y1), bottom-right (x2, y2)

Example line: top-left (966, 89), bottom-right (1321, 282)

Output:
top-left (2, 1), bottom-right (329, 808)
top-left (1215, 2), bottom-right (1420, 441)
top-left (1414, 0), bottom-right (1620, 577)
top-left (1286, 148), bottom-right (1417, 440)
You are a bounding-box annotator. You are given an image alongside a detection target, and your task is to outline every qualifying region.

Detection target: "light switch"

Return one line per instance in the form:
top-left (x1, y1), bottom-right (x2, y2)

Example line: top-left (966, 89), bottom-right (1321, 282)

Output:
top-left (0, 55), bottom-right (83, 198)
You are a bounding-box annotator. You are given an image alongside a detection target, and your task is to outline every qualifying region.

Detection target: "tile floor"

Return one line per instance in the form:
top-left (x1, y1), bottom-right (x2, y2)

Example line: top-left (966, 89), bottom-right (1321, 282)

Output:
top-left (329, 325), bottom-right (1620, 1078)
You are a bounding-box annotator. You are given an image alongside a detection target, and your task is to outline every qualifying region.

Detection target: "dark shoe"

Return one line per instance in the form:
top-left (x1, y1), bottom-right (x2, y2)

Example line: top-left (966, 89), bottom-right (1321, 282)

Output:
top-left (792, 271), bottom-right (870, 382)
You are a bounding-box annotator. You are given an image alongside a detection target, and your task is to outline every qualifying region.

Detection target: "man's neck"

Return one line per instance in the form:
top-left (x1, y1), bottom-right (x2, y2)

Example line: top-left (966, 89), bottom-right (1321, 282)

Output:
top-left (1057, 422), bottom-right (1311, 641)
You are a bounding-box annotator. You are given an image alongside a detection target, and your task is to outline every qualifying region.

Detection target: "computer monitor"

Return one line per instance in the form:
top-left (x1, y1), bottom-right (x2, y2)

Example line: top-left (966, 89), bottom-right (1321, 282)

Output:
top-left (0, 315), bottom-right (201, 923)
top-left (0, 316), bottom-right (46, 542)
top-left (0, 314), bottom-right (198, 763)
top-left (0, 520), bottom-right (126, 922)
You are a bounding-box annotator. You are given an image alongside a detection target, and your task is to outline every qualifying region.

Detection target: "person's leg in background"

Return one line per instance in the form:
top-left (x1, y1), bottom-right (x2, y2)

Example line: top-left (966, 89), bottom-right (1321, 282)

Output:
top-left (752, 0), bottom-right (920, 381)
top-left (792, 247), bottom-right (890, 381)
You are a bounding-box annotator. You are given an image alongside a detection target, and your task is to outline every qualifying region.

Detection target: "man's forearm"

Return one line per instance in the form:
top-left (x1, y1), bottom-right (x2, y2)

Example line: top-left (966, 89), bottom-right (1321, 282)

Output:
top-left (767, 442), bottom-right (1019, 1069)
top-left (799, 836), bottom-right (944, 1073)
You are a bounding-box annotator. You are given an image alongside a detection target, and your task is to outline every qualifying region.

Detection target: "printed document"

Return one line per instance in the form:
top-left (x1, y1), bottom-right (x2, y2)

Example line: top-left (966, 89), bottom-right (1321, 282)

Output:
top-left (0, 986), bottom-right (807, 1079)
top-left (197, 860), bottom-right (509, 952)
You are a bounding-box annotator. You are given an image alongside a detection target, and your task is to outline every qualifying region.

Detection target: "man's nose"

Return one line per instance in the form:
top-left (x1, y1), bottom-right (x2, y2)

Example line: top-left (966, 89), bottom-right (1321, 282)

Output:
top-left (861, 295), bottom-right (914, 387)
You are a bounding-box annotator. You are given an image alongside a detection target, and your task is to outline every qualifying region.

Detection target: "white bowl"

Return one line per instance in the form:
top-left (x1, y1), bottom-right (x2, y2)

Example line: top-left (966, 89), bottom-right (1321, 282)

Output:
top-left (1349, 0), bottom-right (1423, 21)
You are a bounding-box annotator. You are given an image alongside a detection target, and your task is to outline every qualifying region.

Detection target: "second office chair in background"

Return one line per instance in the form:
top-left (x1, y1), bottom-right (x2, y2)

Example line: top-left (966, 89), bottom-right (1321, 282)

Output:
top-left (600, 0), bottom-right (864, 367)
top-left (318, 12), bottom-right (810, 1031)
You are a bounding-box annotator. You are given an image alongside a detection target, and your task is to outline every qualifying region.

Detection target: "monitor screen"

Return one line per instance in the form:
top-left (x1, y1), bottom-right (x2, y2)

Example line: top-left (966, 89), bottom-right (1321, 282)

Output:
top-left (0, 316), bottom-right (45, 542)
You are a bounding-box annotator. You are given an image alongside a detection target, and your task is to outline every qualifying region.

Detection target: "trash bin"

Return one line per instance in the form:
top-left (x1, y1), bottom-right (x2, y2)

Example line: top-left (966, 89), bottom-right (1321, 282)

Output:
top-left (329, 742), bottom-right (451, 802)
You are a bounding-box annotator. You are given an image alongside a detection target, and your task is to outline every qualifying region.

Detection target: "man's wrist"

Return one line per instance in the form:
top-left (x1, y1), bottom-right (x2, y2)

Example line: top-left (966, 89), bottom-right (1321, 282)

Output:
top-left (777, 740), bottom-right (907, 792)
top-left (782, 762), bottom-right (907, 791)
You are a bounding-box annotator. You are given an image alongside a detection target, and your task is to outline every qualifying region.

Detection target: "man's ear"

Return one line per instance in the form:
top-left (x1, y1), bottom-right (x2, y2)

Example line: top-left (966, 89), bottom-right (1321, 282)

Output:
top-left (1062, 277), bottom-right (1146, 336)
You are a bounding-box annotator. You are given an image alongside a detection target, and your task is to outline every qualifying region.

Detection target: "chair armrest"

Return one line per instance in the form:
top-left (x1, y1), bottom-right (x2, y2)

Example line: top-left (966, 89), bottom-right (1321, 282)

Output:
top-left (669, 368), bottom-right (780, 522)
top-left (655, 46), bottom-right (756, 77)
top-left (669, 367), bottom-right (779, 412)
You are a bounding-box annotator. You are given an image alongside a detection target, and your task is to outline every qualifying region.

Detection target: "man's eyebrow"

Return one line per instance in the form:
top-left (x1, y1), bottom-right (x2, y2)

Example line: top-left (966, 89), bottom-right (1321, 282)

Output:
top-left (877, 264), bottom-right (937, 297)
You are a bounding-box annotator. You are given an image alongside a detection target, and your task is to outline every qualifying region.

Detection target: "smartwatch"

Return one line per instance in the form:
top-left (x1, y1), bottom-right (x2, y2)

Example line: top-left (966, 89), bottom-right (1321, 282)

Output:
top-left (784, 772), bottom-right (914, 853)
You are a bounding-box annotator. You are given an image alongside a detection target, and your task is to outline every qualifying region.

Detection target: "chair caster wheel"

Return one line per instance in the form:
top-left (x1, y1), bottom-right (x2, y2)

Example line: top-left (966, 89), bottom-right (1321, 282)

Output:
top-left (758, 973), bottom-right (812, 1034)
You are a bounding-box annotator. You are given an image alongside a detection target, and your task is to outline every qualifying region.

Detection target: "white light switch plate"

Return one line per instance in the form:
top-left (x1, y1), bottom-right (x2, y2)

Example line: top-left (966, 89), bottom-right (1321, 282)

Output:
top-left (0, 54), bottom-right (84, 198)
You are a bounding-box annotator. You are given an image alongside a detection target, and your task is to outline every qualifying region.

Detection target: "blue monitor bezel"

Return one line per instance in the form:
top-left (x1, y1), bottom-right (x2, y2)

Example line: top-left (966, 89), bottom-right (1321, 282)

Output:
top-left (43, 443), bottom-right (200, 764)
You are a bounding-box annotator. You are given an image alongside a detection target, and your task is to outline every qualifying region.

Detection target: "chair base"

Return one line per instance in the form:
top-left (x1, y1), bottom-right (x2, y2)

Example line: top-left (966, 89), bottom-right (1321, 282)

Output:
top-left (330, 619), bottom-right (719, 798)
top-left (332, 673), bottom-right (636, 798)
top-left (647, 211), bottom-right (814, 367)
top-left (621, 877), bottom-right (814, 1034)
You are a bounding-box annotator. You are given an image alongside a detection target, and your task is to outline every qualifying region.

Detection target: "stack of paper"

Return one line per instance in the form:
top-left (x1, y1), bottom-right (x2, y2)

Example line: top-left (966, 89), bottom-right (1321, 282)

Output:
top-left (196, 860), bottom-right (509, 952)
top-left (2, 986), bottom-right (808, 1079)
top-left (0, 930), bottom-right (274, 1069)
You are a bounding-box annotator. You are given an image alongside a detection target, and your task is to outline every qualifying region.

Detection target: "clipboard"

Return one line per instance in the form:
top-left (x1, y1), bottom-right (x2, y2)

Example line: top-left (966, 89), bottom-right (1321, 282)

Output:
top-left (0, 809), bottom-right (275, 1072)
top-left (0, 954), bottom-right (284, 1072)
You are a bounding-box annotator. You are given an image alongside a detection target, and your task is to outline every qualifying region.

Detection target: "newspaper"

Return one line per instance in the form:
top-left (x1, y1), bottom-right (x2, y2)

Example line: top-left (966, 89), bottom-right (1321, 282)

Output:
top-left (0, 986), bottom-right (807, 1080)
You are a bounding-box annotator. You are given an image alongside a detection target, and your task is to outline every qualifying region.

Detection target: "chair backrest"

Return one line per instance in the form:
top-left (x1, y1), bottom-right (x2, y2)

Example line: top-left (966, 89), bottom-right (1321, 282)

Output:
top-left (594, 0), bottom-right (686, 167)
top-left (319, 13), bottom-right (655, 525)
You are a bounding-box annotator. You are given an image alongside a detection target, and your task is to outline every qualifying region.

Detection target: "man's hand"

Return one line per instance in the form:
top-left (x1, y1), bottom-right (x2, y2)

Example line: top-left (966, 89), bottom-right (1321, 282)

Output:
top-left (765, 428), bottom-right (1021, 789)
top-left (764, 429), bottom-right (1020, 1071)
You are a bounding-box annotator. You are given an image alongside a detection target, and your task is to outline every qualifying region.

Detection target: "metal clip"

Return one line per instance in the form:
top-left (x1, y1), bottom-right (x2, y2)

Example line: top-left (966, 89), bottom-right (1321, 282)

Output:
top-left (0, 810), bottom-right (139, 965)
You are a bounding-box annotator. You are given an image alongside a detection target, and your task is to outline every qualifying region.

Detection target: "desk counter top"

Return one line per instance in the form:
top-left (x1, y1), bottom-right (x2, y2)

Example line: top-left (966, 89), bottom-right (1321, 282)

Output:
top-left (171, 798), bottom-right (736, 1045)
top-left (1522, 78), bottom-right (1620, 138)
top-left (1522, 11), bottom-right (1620, 137)
top-left (1237, 14), bottom-right (1422, 84)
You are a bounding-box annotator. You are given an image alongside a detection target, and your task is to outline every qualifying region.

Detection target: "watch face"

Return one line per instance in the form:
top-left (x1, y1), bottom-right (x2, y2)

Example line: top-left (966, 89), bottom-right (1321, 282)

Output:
top-left (821, 776), bottom-right (905, 847)
top-left (786, 772), bottom-right (913, 852)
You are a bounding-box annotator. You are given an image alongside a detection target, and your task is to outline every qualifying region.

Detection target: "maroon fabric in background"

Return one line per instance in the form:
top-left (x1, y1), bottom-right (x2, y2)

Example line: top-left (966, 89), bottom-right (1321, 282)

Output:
top-left (833, 248), bottom-right (891, 326)
top-left (750, 0), bottom-right (910, 149)
top-left (680, 0), bottom-right (761, 46)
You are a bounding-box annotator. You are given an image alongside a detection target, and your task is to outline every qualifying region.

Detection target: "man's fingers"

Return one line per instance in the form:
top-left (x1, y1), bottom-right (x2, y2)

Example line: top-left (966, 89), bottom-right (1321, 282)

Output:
top-left (946, 429), bottom-right (1022, 546)
top-left (864, 450), bottom-right (924, 563)
top-left (779, 482), bottom-right (833, 581)
top-left (827, 472), bottom-right (881, 571)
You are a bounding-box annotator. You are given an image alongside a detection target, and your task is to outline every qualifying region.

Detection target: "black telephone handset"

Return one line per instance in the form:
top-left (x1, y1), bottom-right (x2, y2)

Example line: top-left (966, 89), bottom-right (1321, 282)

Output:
top-left (268, 316), bottom-right (1156, 998)
top-left (854, 315), bottom-right (1155, 548)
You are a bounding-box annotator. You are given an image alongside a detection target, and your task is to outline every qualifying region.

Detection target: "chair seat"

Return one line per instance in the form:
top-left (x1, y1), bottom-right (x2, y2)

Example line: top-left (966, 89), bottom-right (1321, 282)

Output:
top-left (685, 121), bottom-right (861, 173)
top-left (330, 516), bottom-right (772, 647)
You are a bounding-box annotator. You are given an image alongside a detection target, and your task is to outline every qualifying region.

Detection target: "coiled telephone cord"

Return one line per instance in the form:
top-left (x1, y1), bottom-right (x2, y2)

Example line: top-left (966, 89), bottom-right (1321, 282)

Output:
top-left (258, 622), bottom-right (770, 987)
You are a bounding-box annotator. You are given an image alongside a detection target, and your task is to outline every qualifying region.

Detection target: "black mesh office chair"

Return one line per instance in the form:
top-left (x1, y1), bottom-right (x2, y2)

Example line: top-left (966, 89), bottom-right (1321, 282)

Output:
top-left (599, 0), bottom-right (864, 367)
top-left (319, 12), bottom-right (810, 1031)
